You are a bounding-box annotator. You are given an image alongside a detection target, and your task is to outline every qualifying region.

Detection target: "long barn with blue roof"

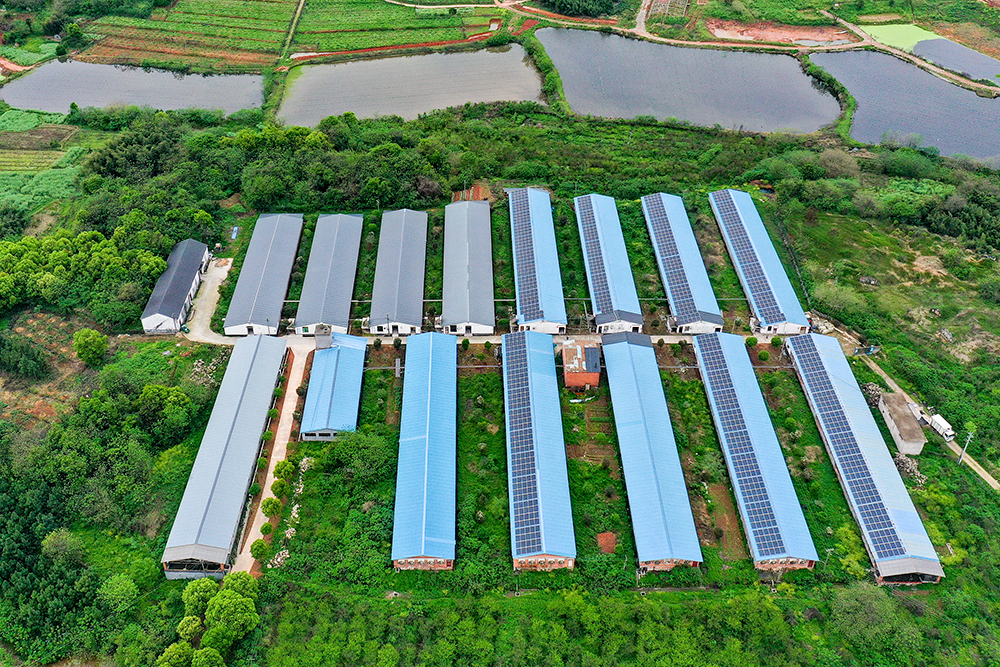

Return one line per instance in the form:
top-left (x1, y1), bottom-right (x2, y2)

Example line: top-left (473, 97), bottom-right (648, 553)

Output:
top-left (502, 330), bottom-right (576, 570)
top-left (694, 332), bottom-right (818, 571)
top-left (641, 193), bottom-right (724, 334)
top-left (392, 332), bottom-right (457, 570)
top-left (574, 194), bottom-right (643, 334)
top-left (299, 333), bottom-right (367, 441)
top-left (507, 188), bottom-right (567, 335)
top-left (787, 334), bottom-right (944, 584)
top-left (708, 189), bottom-right (809, 336)
top-left (603, 333), bottom-right (703, 574)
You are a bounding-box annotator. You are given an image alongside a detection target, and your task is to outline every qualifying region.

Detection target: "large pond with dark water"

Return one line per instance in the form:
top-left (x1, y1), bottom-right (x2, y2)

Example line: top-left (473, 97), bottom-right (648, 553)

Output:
top-left (278, 45), bottom-right (542, 126)
top-left (0, 60), bottom-right (263, 113)
top-left (535, 28), bottom-right (840, 133)
top-left (811, 50), bottom-right (1000, 162)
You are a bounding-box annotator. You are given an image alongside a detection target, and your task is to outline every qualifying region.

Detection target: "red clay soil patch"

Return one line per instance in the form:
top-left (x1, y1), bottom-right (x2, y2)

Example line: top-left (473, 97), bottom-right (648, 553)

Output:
top-left (709, 483), bottom-right (749, 561)
top-left (597, 531), bottom-right (617, 554)
top-left (512, 19), bottom-right (540, 36)
top-left (706, 19), bottom-right (858, 44)
top-left (0, 56), bottom-right (31, 72)
top-left (517, 5), bottom-right (617, 24)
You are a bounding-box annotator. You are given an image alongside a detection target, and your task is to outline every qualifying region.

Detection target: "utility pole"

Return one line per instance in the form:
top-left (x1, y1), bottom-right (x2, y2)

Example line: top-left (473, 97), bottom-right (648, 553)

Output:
top-left (958, 422), bottom-right (977, 465)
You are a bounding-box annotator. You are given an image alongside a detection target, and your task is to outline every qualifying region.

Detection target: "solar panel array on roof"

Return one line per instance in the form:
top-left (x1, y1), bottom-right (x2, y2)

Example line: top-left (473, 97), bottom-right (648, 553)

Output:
top-left (299, 334), bottom-right (366, 441)
top-left (502, 330), bottom-right (576, 566)
top-left (787, 334), bottom-right (944, 583)
top-left (162, 335), bottom-right (286, 578)
top-left (574, 194), bottom-right (642, 332)
top-left (392, 333), bottom-right (457, 569)
top-left (224, 214), bottom-right (304, 336)
top-left (708, 190), bottom-right (808, 334)
top-left (369, 209), bottom-right (428, 335)
top-left (640, 193), bottom-right (724, 333)
top-left (506, 188), bottom-right (567, 333)
top-left (602, 333), bottom-right (703, 570)
top-left (693, 332), bottom-right (817, 566)
top-left (442, 201), bottom-right (495, 335)
top-left (295, 214), bottom-right (363, 335)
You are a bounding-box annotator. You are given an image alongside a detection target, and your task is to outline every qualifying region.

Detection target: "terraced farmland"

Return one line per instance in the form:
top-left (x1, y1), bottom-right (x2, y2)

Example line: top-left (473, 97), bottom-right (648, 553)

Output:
top-left (84, 0), bottom-right (299, 69)
top-left (291, 0), bottom-right (492, 54)
top-left (0, 150), bottom-right (64, 172)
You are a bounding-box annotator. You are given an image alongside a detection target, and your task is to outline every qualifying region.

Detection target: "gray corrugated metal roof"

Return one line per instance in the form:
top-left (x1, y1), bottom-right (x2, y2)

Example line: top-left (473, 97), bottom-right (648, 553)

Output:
top-left (142, 239), bottom-right (208, 320)
top-left (162, 335), bottom-right (286, 566)
top-left (224, 213), bottom-right (304, 331)
top-left (392, 332), bottom-right (457, 561)
top-left (296, 214), bottom-right (363, 331)
top-left (442, 201), bottom-right (494, 329)
top-left (370, 209), bottom-right (427, 328)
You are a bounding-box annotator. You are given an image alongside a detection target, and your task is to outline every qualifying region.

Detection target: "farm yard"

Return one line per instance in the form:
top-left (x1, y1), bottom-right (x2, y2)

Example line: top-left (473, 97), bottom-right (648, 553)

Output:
top-left (83, 0), bottom-right (300, 69)
top-left (290, 0), bottom-right (498, 54)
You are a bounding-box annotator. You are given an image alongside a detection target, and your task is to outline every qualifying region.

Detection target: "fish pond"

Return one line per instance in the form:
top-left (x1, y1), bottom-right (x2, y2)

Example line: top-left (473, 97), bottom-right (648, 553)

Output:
top-left (278, 45), bottom-right (542, 126)
top-left (865, 24), bottom-right (1000, 83)
top-left (811, 50), bottom-right (1000, 161)
top-left (0, 60), bottom-right (263, 113)
top-left (535, 28), bottom-right (840, 133)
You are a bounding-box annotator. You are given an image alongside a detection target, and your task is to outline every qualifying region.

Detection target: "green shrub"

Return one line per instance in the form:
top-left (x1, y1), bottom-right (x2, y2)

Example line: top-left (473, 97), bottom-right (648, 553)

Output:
top-left (758, 350), bottom-right (770, 362)
top-left (274, 460), bottom-right (296, 481)
top-left (771, 336), bottom-right (783, 347)
top-left (261, 497), bottom-right (282, 518)
top-left (248, 482), bottom-right (261, 497)
top-left (271, 479), bottom-right (290, 498)
top-left (268, 408), bottom-right (279, 420)
top-left (462, 338), bottom-right (470, 351)
top-left (260, 522), bottom-right (273, 536)
top-left (249, 539), bottom-right (269, 564)
top-left (261, 430), bottom-right (274, 442)
top-left (746, 337), bottom-right (758, 347)
top-left (73, 328), bottom-right (108, 367)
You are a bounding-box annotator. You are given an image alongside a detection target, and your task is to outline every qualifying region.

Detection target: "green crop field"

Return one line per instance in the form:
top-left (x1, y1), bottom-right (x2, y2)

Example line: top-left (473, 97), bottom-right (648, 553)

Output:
top-left (291, 0), bottom-right (479, 54)
top-left (84, 0), bottom-right (299, 69)
top-left (0, 150), bottom-right (64, 172)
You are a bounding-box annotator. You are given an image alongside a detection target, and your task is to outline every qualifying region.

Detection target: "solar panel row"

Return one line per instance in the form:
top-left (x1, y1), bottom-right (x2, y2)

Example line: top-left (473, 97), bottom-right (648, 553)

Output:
top-left (504, 331), bottom-right (544, 556)
top-left (787, 335), bottom-right (907, 560)
top-left (575, 196), bottom-right (614, 315)
top-left (696, 334), bottom-right (787, 557)
top-left (642, 194), bottom-right (700, 323)
top-left (510, 190), bottom-right (543, 323)
top-left (710, 190), bottom-right (786, 325)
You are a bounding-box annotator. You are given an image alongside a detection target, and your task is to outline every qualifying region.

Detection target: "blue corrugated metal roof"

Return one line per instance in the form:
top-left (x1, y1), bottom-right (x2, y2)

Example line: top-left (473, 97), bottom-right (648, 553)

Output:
top-left (640, 193), bottom-right (724, 327)
top-left (603, 333), bottom-right (703, 564)
top-left (787, 334), bottom-right (943, 581)
top-left (299, 334), bottom-right (366, 434)
top-left (502, 330), bottom-right (576, 559)
top-left (574, 194), bottom-right (642, 325)
top-left (708, 190), bottom-right (808, 330)
top-left (693, 332), bottom-right (818, 564)
top-left (391, 332), bottom-right (457, 561)
top-left (507, 188), bottom-right (567, 327)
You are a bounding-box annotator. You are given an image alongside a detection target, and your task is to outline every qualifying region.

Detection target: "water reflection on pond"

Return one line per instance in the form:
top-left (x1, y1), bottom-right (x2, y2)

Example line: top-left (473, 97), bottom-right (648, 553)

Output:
top-left (278, 45), bottom-right (542, 126)
top-left (536, 28), bottom-right (840, 133)
top-left (0, 60), bottom-right (263, 113)
top-left (811, 50), bottom-right (1000, 161)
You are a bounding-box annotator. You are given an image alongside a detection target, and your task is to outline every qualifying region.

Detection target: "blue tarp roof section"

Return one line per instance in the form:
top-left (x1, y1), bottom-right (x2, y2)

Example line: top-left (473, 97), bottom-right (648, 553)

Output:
top-left (392, 332), bottom-right (457, 561)
top-left (502, 330), bottom-right (576, 559)
top-left (507, 188), bottom-right (567, 326)
top-left (708, 190), bottom-right (808, 329)
top-left (574, 194), bottom-right (642, 323)
top-left (603, 334), bottom-right (703, 564)
top-left (787, 334), bottom-right (944, 580)
top-left (693, 332), bottom-right (818, 564)
top-left (641, 193), bottom-right (724, 326)
top-left (299, 334), bottom-right (367, 435)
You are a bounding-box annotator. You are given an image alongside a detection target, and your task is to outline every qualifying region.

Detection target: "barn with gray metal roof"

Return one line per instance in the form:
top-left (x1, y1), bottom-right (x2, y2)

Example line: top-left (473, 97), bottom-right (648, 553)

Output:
top-left (224, 213), bottom-right (304, 336)
top-left (161, 335), bottom-right (287, 578)
top-left (295, 213), bottom-right (363, 335)
top-left (368, 209), bottom-right (428, 336)
top-left (442, 201), bottom-right (494, 336)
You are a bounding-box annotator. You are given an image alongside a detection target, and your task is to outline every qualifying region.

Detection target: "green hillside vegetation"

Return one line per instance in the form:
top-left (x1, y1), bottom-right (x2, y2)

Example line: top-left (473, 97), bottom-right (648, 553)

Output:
top-left (1, 105), bottom-right (1000, 665)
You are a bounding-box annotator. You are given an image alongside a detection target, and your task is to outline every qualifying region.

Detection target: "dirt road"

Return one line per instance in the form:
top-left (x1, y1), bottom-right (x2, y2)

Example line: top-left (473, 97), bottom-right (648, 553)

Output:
top-left (183, 258), bottom-right (234, 347)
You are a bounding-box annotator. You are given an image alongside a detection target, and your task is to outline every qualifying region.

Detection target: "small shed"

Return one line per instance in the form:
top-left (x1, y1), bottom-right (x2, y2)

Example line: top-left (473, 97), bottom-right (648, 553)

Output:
top-left (141, 239), bottom-right (210, 334)
top-left (563, 339), bottom-right (600, 390)
top-left (878, 393), bottom-right (927, 455)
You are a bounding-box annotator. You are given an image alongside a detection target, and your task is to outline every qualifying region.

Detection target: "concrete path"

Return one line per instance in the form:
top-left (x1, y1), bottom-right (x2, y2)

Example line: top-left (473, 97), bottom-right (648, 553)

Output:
top-left (233, 334), bottom-right (316, 573)
top-left (184, 258), bottom-right (234, 347)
